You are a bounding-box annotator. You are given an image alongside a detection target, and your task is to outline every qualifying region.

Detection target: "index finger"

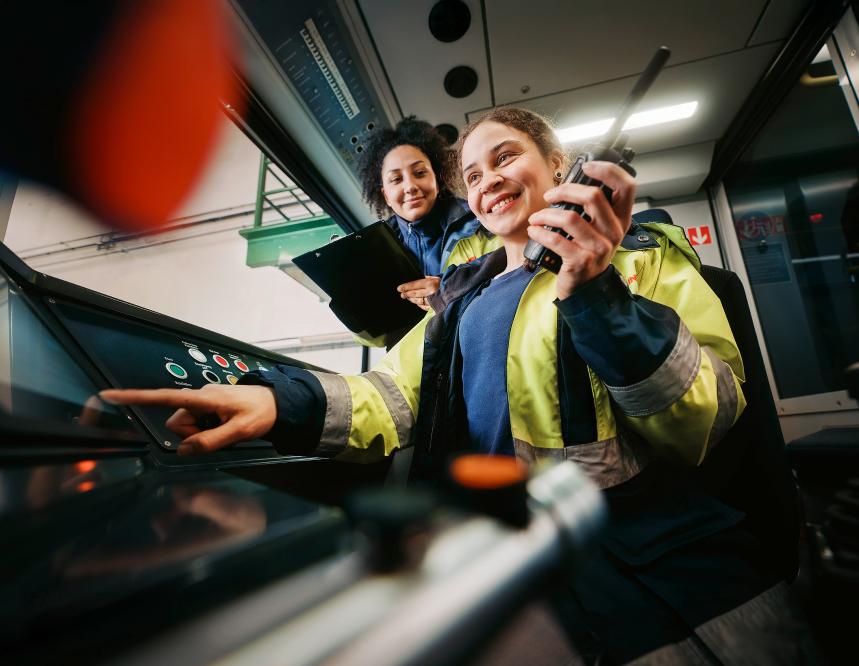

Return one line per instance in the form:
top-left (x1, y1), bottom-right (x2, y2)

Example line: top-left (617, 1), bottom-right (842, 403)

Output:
top-left (100, 388), bottom-right (216, 411)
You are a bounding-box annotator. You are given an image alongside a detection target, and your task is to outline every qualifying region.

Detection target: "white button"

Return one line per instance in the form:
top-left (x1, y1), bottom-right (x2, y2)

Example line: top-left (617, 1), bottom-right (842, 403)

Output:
top-left (188, 348), bottom-right (207, 363)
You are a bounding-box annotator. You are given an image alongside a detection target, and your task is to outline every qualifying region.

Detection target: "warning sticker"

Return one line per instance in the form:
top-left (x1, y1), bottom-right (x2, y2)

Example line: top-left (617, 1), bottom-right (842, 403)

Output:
top-left (687, 225), bottom-right (712, 246)
top-left (734, 214), bottom-right (786, 241)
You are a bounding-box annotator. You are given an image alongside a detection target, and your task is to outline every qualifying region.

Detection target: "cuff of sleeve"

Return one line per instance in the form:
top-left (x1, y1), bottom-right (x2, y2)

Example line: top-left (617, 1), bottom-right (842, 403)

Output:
top-left (554, 265), bottom-right (631, 318)
top-left (239, 367), bottom-right (325, 456)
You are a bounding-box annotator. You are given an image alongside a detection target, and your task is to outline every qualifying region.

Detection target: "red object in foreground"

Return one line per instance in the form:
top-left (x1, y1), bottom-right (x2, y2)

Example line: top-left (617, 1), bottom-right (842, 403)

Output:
top-left (449, 454), bottom-right (529, 490)
top-left (67, 0), bottom-right (239, 231)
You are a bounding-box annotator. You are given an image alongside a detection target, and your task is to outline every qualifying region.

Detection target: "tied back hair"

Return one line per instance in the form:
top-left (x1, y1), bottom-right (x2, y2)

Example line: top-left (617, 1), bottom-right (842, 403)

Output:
top-left (453, 107), bottom-right (569, 195)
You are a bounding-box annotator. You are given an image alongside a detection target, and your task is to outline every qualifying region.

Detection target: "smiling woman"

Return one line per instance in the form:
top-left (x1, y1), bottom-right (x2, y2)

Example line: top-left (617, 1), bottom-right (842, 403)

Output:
top-left (350, 116), bottom-right (499, 346)
top-left (103, 105), bottom-right (809, 661)
top-left (380, 144), bottom-right (439, 222)
top-left (457, 108), bottom-right (633, 300)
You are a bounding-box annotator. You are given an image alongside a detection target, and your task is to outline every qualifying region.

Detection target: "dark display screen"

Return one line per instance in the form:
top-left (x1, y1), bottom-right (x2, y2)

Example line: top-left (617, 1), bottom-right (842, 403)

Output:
top-left (51, 299), bottom-right (279, 451)
top-left (0, 273), bottom-right (133, 434)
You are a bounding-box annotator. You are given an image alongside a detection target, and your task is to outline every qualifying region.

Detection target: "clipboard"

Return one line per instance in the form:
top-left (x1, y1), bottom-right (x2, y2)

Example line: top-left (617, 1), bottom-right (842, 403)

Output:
top-left (292, 221), bottom-right (426, 338)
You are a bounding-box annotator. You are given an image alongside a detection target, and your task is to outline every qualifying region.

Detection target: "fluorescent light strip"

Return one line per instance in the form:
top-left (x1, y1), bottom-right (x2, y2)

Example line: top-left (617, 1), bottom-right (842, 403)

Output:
top-left (555, 101), bottom-right (698, 144)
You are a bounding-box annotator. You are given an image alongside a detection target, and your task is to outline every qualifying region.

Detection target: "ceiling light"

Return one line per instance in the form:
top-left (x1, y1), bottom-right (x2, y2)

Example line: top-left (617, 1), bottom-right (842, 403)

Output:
top-left (555, 101), bottom-right (698, 144)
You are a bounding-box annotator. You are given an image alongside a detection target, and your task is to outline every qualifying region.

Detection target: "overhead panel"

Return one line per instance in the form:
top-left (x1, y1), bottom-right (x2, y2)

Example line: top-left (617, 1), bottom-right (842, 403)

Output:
top-left (231, 1), bottom-right (812, 202)
top-left (468, 44), bottom-right (781, 156)
top-left (747, 0), bottom-right (810, 46)
top-left (236, 0), bottom-right (393, 182)
top-left (485, 0), bottom-right (770, 105)
top-left (358, 0), bottom-right (492, 127)
top-left (634, 141), bottom-right (716, 200)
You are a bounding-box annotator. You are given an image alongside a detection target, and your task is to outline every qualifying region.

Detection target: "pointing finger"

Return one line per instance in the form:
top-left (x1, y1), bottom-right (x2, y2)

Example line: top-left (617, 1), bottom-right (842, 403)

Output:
top-left (100, 388), bottom-right (218, 412)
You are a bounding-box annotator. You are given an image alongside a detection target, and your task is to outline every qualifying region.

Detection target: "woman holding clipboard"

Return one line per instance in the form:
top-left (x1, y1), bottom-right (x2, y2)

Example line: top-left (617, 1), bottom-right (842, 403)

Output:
top-left (356, 116), bottom-right (499, 347)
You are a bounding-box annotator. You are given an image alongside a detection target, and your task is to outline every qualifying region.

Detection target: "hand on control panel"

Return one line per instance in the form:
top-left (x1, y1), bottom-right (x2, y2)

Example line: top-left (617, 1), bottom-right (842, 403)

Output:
top-left (99, 385), bottom-right (276, 456)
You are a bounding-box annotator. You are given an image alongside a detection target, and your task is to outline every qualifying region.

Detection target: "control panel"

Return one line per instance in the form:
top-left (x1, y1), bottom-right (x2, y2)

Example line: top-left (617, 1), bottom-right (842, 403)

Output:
top-left (49, 299), bottom-right (284, 456)
top-left (237, 0), bottom-right (391, 179)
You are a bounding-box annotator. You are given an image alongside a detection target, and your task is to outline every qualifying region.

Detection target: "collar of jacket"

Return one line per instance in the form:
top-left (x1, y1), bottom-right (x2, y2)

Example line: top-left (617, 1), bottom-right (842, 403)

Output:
top-left (423, 218), bottom-right (658, 311)
top-left (385, 196), bottom-right (469, 238)
top-left (427, 246), bottom-right (507, 313)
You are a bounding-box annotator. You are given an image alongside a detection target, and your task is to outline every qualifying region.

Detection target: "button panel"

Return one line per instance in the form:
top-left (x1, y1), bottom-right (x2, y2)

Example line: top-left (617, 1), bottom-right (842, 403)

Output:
top-left (166, 344), bottom-right (269, 389)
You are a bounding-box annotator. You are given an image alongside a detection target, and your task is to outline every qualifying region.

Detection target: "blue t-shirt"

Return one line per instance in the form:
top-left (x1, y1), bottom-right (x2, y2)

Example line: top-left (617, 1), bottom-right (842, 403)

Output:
top-left (458, 266), bottom-right (536, 455)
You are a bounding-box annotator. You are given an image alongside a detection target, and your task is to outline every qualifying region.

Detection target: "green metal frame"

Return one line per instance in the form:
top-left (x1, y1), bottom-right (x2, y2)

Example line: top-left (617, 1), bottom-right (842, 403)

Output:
top-left (240, 154), bottom-right (341, 268)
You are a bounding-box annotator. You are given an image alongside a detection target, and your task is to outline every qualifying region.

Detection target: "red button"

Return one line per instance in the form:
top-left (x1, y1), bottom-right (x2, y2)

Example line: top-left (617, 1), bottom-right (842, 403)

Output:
top-left (234, 359), bottom-right (249, 373)
top-left (213, 355), bottom-right (229, 368)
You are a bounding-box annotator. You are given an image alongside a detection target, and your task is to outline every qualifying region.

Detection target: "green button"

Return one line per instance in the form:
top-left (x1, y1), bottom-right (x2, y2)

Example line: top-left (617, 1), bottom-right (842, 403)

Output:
top-left (165, 362), bottom-right (188, 379)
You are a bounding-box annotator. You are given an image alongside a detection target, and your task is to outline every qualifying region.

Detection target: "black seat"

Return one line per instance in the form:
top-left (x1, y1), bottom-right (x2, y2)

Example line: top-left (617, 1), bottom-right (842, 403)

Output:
top-left (695, 264), bottom-right (801, 581)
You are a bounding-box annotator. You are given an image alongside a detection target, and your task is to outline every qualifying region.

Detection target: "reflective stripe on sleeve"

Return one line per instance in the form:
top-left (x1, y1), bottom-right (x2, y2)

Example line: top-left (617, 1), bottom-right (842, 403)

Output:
top-left (606, 320), bottom-right (701, 417)
top-left (306, 370), bottom-right (352, 456)
top-left (703, 346), bottom-right (739, 452)
top-left (513, 434), bottom-right (649, 489)
top-left (362, 370), bottom-right (414, 450)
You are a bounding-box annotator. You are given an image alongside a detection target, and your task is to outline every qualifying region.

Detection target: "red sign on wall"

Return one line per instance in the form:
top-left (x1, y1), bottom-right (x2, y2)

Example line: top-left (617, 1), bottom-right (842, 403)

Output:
top-left (735, 214), bottom-right (786, 240)
top-left (688, 225), bottom-right (712, 246)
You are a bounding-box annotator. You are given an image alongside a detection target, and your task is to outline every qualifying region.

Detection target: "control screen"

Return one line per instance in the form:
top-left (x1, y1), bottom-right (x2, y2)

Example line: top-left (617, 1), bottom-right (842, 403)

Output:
top-left (52, 299), bottom-right (279, 450)
top-left (0, 273), bottom-right (133, 434)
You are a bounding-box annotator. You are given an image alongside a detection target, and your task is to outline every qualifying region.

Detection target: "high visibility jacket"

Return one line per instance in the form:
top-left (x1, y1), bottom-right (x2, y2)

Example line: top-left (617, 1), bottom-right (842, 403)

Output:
top-left (249, 213), bottom-right (745, 490)
top-left (243, 214), bottom-right (785, 662)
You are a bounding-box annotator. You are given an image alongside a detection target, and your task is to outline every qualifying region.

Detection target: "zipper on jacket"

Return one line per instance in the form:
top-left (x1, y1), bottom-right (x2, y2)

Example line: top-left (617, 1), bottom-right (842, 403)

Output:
top-left (427, 372), bottom-right (446, 454)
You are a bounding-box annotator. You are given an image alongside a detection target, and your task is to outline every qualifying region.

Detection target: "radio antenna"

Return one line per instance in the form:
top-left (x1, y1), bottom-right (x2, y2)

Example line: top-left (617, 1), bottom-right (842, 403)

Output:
top-left (602, 46), bottom-right (671, 148)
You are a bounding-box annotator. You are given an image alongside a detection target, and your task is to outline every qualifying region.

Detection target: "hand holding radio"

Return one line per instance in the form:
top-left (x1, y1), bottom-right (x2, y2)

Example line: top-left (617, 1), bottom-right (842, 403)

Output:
top-left (527, 160), bottom-right (636, 300)
top-left (522, 46), bottom-right (671, 282)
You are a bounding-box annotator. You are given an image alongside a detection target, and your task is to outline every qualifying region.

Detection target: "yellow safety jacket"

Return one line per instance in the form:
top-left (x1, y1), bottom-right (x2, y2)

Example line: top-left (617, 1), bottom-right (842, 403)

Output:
top-left (256, 219), bottom-right (744, 490)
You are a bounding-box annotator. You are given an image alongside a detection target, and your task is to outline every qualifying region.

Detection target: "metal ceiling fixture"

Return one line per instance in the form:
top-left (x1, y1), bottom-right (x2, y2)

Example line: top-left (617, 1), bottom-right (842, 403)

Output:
top-left (435, 123), bottom-right (460, 145)
top-left (444, 65), bottom-right (478, 98)
top-left (428, 0), bottom-right (471, 43)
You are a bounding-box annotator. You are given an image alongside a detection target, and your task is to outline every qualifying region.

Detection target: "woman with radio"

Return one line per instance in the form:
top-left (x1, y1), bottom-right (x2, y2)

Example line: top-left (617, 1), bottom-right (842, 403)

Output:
top-left (104, 107), bottom-right (805, 662)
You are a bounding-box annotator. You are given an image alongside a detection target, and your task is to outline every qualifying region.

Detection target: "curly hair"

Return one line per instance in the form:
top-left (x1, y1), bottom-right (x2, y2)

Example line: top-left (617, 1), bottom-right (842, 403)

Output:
top-left (452, 107), bottom-right (568, 195)
top-left (359, 116), bottom-right (456, 219)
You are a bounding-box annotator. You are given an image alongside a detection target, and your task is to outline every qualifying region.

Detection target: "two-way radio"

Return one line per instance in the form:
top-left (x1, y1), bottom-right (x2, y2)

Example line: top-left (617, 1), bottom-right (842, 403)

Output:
top-left (523, 46), bottom-right (672, 273)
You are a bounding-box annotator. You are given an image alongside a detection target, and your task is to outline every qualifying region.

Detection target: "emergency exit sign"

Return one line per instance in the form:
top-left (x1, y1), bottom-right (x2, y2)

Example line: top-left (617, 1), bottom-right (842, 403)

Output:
top-left (687, 225), bottom-right (712, 246)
